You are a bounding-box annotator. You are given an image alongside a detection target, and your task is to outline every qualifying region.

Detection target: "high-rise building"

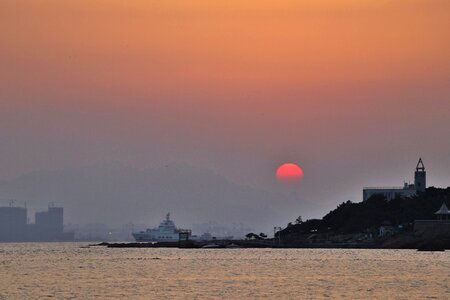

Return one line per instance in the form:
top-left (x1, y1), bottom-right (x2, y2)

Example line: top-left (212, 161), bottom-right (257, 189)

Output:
top-left (0, 204), bottom-right (74, 242)
top-left (35, 206), bottom-right (64, 233)
top-left (0, 206), bottom-right (27, 242)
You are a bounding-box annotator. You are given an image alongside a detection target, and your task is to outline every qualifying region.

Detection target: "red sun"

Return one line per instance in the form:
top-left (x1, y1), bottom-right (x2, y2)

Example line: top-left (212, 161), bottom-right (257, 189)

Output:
top-left (276, 163), bottom-right (304, 183)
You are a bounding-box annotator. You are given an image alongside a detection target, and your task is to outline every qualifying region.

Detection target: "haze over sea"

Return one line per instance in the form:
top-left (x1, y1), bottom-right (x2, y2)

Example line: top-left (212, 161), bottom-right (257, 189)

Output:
top-left (1, 243), bottom-right (448, 299)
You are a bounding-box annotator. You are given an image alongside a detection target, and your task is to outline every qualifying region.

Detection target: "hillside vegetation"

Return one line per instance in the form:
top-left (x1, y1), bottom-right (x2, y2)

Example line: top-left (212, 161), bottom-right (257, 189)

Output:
top-left (281, 187), bottom-right (450, 236)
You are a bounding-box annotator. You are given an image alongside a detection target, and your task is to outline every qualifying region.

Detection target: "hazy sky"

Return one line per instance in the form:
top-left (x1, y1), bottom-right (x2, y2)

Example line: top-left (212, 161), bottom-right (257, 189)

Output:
top-left (1, 0), bottom-right (450, 222)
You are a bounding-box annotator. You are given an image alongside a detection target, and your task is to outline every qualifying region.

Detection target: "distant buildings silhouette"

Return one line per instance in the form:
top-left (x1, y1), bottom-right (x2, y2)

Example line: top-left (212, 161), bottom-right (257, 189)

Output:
top-left (0, 203), bottom-right (74, 242)
top-left (363, 158), bottom-right (426, 201)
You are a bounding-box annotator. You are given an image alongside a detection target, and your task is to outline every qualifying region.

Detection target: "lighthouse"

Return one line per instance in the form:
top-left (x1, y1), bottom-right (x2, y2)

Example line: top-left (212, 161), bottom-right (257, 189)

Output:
top-left (414, 158), bottom-right (426, 193)
top-left (363, 158), bottom-right (427, 201)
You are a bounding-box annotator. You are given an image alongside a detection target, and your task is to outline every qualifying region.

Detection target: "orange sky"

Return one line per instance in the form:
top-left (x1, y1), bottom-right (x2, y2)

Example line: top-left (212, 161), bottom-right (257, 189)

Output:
top-left (2, 0), bottom-right (449, 99)
top-left (1, 0), bottom-right (450, 217)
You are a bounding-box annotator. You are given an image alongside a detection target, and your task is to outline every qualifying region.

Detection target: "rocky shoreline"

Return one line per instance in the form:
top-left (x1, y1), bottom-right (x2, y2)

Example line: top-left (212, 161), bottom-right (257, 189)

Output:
top-left (91, 234), bottom-right (450, 251)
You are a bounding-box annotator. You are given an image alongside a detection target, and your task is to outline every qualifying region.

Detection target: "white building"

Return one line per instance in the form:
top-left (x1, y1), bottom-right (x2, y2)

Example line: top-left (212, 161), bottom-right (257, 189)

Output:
top-left (363, 158), bottom-right (426, 201)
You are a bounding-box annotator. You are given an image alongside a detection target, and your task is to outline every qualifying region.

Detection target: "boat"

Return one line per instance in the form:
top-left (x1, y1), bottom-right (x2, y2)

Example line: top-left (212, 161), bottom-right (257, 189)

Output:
top-left (132, 213), bottom-right (190, 242)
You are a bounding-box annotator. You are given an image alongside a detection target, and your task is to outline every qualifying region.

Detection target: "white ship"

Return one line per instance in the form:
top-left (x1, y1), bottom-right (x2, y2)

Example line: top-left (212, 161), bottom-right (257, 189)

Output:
top-left (132, 213), bottom-right (188, 242)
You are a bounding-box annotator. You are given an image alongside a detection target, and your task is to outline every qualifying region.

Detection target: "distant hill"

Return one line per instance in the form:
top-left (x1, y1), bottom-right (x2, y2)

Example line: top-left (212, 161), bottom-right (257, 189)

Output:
top-left (0, 162), bottom-right (314, 233)
top-left (280, 187), bottom-right (450, 236)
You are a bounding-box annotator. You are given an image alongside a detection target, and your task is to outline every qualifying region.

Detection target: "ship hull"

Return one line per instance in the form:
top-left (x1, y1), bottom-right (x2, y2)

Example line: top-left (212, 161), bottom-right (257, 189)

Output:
top-left (132, 232), bottom-right (179, 242)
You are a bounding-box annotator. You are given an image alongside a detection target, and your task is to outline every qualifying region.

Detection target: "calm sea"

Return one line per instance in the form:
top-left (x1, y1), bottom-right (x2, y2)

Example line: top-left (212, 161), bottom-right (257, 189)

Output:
top-left (0, 243), bottom-right (448, 299)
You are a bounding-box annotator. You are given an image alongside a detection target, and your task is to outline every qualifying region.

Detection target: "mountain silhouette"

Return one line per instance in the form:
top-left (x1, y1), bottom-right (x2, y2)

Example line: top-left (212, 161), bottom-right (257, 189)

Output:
top-left (0, 162), bottom-right (314, 232)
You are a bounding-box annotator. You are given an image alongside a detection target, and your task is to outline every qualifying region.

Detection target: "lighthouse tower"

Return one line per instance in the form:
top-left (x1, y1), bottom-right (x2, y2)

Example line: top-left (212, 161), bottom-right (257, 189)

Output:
top-left (414, 158), bottom-right (426, 193)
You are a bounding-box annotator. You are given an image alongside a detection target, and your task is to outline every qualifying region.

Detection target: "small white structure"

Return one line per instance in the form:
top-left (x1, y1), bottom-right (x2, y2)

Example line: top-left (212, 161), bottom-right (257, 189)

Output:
top-left (414, 202), bottom-right (450, 236)
top-left (435, 202), bottom-right (450, 221)
top-left (363, 159), bottom-right (426, 201)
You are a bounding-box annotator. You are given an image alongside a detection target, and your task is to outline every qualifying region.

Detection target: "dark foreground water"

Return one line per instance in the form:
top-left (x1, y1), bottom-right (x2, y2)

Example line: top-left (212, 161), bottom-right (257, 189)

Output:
top-left (0, 243), bottom-right (449, 299)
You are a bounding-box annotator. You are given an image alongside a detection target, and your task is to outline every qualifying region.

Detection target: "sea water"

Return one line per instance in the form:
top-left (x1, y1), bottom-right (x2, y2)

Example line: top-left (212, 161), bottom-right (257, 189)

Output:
top-left (0, 243), bottom-right (449, 299)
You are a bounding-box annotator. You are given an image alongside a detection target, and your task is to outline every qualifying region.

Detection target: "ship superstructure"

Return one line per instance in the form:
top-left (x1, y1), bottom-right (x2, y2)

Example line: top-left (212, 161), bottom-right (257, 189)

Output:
top-left (132, 213), bottom-right (189, 242)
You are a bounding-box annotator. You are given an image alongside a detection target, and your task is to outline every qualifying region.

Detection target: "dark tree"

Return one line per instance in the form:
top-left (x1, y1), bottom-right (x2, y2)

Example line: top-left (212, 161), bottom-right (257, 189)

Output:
top-left (245, 233), bottom-right (261, 240)
top-left (278, 187), bottom-right (450, 237)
